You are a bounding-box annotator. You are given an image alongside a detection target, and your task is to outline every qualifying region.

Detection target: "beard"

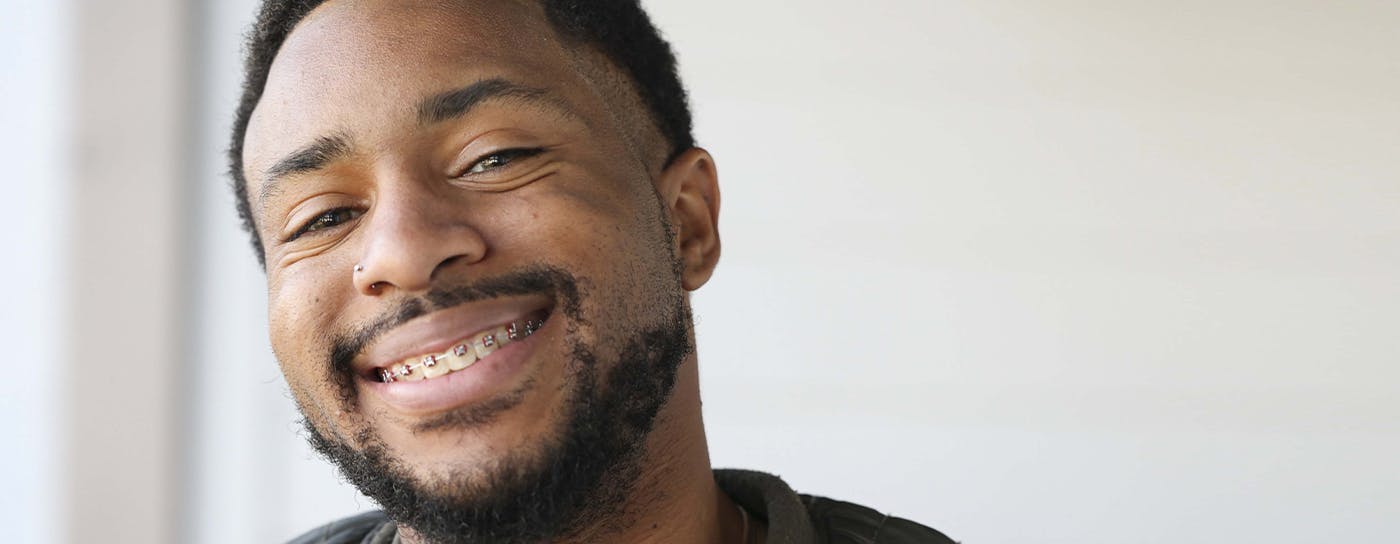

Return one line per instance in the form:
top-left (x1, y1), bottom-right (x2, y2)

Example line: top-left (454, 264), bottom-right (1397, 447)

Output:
top-left (300, 264), bottom-right (694, 544)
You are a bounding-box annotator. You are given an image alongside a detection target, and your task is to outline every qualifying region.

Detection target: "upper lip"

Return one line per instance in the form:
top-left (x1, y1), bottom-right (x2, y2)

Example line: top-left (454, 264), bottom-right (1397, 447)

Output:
top-left (352, 294), bottom-right (553, 379)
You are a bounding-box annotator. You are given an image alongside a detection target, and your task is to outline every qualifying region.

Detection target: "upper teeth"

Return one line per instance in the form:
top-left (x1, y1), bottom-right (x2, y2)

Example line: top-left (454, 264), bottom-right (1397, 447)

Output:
top-left (379, 318), bottom-right (544, 383)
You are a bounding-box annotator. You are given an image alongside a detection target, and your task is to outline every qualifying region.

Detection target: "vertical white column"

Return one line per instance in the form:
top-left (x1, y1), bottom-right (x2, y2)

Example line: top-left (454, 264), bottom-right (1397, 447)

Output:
top-left (64, 1), bottom-right (189, 542)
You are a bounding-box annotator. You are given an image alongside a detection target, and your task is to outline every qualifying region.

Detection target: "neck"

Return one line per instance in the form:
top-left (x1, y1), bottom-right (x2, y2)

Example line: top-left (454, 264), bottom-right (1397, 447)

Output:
top-left (560, 352), bottom-right (742, 544)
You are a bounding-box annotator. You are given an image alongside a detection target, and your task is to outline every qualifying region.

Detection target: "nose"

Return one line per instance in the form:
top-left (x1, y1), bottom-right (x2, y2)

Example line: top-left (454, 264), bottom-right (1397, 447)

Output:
top-left (352, 183), bottom-right (487, 296)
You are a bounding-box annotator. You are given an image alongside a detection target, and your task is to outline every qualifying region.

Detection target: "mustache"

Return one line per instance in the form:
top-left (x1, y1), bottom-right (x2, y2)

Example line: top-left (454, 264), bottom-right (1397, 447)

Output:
top-left (327, 265), bottom-right (580, 382)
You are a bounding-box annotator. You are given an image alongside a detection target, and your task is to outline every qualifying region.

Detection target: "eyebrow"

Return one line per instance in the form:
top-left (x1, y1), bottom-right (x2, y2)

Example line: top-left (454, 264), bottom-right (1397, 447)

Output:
top-left (417, 77), bottom-right (566, 125)
top-left (259, 132), bottom-right (353, 203)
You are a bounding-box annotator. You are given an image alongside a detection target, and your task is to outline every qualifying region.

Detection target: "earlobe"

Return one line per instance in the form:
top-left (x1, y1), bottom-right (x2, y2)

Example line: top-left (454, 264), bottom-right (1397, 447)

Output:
top-left (657, 148), bottom-right (721, 291)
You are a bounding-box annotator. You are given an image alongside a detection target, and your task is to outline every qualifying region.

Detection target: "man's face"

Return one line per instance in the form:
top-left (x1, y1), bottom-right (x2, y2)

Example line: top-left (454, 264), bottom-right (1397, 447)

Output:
top-left (240, 0), bottom-right (713, 539)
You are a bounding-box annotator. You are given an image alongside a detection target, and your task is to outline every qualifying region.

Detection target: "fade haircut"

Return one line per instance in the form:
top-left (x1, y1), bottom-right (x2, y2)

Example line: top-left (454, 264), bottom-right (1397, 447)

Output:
top-left (228, 0), bottom-right (695, 267)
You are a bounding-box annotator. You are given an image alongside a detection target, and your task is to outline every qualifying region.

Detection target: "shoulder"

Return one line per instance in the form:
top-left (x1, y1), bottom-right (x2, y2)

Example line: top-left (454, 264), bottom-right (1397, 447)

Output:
top-left (802, 495), bottom-right (958, 544)
top-left (715, 468), bottom-right (956, 544)
top-left (284, 510), bottom-right (394, 544)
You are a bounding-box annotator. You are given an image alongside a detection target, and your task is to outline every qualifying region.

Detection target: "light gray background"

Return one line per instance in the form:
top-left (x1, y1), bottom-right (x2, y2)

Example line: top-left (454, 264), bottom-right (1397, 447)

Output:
top-left (3, 1), bottom-right (1397, 543)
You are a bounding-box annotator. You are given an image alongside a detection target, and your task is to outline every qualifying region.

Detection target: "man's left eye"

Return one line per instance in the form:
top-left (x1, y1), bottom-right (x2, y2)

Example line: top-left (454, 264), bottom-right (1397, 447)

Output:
top-left (465, 148), bottom-right (543, 174)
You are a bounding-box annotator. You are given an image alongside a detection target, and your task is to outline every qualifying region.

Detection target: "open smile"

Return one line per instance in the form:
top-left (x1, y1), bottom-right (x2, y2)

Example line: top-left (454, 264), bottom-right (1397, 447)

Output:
top-left (356, 299), bottom-right (557, 416)
top-left (374, 310), bottom-right (549, 383)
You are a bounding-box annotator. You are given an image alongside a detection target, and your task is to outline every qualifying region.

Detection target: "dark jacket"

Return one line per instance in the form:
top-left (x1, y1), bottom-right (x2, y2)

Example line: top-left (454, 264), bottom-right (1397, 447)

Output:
top-left (287, 469), bottom-right (956, 543)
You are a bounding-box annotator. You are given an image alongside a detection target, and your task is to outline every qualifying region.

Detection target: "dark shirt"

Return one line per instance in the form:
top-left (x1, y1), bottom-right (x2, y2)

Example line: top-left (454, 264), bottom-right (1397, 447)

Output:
top-left (287, 469), bottom-right (956, 543)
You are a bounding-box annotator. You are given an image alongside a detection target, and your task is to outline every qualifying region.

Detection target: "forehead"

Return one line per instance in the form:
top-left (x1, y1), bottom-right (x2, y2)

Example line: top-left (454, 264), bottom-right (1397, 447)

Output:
top-left (243, 0), bottom-right (575, 181)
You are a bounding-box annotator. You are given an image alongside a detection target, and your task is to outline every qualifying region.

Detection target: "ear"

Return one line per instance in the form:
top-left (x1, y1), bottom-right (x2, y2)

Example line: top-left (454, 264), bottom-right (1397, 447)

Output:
top-left (655, 148), bottom-right (721, 291)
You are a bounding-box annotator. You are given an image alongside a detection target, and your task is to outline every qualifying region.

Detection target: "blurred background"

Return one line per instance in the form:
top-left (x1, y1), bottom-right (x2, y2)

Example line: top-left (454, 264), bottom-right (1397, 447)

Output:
top-left (3, 0), bottom-right (1398, 542)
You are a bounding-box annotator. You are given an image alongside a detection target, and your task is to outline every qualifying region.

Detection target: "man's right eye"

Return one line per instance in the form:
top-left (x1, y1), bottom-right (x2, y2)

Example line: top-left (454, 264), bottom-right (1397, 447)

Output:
top-left (288, 208), bottom-right (361, 241)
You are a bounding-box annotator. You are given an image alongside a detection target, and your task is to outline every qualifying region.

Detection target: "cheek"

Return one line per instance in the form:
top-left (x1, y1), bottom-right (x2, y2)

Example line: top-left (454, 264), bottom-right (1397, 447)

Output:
top-left (515, 176), bottom-right (680, 334)
top-left (527, 183), bottom-right (657, 277)
top-left (266, 270), bottom-right (342, 379)
top-left (267, 272), bottom-right (359, 434)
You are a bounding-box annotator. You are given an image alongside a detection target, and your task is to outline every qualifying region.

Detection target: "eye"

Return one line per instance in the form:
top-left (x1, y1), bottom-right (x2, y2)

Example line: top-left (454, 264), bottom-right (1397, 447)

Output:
top-left (288, 207), bottom-right (361, 242)
top-left (465, 148), bottom-right (544, 175)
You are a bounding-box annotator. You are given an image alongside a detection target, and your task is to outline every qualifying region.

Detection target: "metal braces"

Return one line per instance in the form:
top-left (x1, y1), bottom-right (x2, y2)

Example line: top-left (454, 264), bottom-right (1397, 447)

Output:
top-left (379, 316), bottom-right (548, 384)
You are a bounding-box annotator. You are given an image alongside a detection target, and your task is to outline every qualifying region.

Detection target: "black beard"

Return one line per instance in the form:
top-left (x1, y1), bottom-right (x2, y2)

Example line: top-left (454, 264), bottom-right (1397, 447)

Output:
top-left (302, 265), bottom-right (693, 544)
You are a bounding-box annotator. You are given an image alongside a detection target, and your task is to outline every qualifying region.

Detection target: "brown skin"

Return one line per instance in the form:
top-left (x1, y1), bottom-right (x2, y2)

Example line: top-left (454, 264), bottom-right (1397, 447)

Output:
top-left (241, 0), bottom-right (749, 542)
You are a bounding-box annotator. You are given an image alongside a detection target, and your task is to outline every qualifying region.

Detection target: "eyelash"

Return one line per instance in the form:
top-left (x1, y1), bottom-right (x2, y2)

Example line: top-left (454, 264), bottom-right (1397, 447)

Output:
top-left (288, 208), bottom-right (361, 242)
top-left (464, 147), bottom-right (544, 175)
top-left (284, 148), bottom-right (544, 242)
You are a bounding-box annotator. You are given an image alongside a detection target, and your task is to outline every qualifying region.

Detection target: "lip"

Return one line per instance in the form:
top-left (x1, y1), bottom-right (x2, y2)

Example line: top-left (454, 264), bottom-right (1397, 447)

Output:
top-left (354, 295), bottom-right (554, 415)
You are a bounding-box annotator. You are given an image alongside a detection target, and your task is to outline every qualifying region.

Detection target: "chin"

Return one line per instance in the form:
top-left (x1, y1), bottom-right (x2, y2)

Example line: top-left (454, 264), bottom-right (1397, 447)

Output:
top-left (298, 264), bottom-right (695, 542)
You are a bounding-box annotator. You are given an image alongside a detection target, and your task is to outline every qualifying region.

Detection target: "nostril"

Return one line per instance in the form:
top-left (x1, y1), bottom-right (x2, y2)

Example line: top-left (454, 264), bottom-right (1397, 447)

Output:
top-left (431, 252), bottom-right (480, 280)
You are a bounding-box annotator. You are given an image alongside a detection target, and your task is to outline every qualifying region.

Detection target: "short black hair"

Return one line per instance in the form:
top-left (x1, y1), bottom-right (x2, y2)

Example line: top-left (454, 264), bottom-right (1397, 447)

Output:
top-left (228, 0), bottom-right (694, 267)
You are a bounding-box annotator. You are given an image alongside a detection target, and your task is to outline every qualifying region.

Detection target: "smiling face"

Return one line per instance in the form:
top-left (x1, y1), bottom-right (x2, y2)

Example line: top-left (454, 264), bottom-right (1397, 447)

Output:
top-left (239, 0), bottom-right (720, 540)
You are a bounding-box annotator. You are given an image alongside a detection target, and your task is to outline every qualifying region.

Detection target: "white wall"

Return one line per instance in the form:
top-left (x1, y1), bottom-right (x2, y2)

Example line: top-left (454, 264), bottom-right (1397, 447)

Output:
top-left (67, 0), bottom-right (1400, 543)
top-left (668, 2), bottom-right (1400, 542)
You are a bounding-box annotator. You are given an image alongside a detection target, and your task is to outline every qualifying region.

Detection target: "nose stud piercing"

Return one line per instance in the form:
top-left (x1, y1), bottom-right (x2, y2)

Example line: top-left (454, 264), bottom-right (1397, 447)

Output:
top-left (356, 263), bottom-right (381, 291)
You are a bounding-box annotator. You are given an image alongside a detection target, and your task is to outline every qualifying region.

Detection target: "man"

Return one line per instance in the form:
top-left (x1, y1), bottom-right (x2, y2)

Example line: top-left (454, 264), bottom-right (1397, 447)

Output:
top-left (230, 0), bottom-right (954, 542)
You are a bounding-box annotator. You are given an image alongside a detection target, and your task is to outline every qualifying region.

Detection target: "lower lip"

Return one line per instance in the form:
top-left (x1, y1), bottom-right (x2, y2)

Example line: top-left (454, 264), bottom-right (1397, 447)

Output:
top-left (362, 320), bottom-right (550, 415)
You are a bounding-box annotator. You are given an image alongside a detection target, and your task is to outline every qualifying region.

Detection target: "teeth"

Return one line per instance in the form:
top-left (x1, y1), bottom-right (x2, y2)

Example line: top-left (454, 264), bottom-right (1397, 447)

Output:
top-left (448, 343), bottom-right (475, 371)
top-left (421, 355), bottom-right (449, 379)
top-left (473, 334), bottom-right (497, 358)
top-left (398, 362), bottom-right (424, 381)
top-left (378, 316), bottom-right (544, 383)
top-left (494, 325), bottom-right (512, 347)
